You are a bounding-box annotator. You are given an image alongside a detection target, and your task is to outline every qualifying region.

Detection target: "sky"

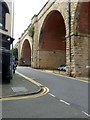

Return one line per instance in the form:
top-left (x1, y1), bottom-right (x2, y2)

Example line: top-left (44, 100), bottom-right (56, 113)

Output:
top-left (13, 0), bottom-right (48, 45)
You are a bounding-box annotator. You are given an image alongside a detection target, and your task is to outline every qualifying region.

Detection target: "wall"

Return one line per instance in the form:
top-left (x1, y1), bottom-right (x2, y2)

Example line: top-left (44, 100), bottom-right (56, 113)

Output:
top-left (39, 50), bottom-right (66, 69)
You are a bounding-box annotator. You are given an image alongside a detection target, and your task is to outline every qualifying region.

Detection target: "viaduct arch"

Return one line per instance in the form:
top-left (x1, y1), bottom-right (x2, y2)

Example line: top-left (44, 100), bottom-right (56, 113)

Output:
top-left (17, 0), bottom-right (90, 78)
top-left (20, 39), bottom-right (31, 66)
top-left (38, 10), bottom-right (66, 69)
top-left (17, 30), bottom-right (32, 66)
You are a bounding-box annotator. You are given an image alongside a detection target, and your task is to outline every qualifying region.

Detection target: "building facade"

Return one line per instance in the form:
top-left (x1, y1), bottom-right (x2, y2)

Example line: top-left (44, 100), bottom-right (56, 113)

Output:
top-left (0, 0), bottom-right (14, 83)
top-left (0, 0), bottom-right (14, 49)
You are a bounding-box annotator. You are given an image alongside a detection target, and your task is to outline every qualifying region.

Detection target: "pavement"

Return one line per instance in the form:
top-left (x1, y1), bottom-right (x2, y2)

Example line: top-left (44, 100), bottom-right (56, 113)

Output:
top-left (1, 72), bottom-right (41, 98)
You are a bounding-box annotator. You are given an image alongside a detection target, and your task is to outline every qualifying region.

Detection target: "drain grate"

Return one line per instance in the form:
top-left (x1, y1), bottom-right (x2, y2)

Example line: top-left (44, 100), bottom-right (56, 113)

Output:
top-left (11, 87), bottom-right (28, 92)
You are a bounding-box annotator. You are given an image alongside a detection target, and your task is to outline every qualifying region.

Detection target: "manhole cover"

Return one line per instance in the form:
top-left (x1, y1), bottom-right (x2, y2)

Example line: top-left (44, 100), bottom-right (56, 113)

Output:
top-left (11, 87), bottom-right (28, 92)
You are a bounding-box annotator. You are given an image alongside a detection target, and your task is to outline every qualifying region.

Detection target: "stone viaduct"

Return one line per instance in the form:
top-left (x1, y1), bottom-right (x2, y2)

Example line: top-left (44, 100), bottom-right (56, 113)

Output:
top-left (15, 0), bottom-right (90, 78)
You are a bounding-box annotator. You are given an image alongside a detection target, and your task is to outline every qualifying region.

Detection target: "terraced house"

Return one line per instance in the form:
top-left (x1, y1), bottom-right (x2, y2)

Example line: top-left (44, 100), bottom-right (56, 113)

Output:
top-left (16, 0), bottom-right (90, 79)
top-left (0, 0), bottom-right (14, 49)
top-left (0, 0), bottom-right (14, 83)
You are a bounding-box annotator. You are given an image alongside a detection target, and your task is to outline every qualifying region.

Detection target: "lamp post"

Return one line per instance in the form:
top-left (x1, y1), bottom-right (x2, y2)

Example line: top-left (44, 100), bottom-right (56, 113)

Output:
top-left (68, 0), bottom-right (71, 76)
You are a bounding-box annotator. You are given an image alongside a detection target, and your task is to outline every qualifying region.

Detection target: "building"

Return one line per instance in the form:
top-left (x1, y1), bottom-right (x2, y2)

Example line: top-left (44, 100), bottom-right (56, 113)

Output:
top-left (0, 0), bottom-right (14, 83)
top-left (0, 0), bottom-right (14, 49)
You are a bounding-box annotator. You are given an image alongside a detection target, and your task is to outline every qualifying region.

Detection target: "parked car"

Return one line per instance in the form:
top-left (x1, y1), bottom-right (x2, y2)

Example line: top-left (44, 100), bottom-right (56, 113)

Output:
top-left (58, 64), bottom-right (67, 71)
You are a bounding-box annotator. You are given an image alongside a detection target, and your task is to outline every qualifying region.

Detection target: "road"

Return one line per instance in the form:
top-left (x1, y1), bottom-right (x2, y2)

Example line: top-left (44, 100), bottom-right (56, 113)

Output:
top-left (2, 66), bottom-right (90, 118)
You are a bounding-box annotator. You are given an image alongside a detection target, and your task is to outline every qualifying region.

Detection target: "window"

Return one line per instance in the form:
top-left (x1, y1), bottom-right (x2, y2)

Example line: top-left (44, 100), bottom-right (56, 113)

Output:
top-left (0, 1), bottom-right (9, 30)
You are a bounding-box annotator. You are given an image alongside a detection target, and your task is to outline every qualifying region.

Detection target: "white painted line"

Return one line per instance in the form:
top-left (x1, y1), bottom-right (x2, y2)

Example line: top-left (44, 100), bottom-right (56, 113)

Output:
top-left (82, 111), bottom-right (90, 117)
top-left (60, 99), bottom-right (70, 106)
top-left (48, 93), bottom-right (55, 97)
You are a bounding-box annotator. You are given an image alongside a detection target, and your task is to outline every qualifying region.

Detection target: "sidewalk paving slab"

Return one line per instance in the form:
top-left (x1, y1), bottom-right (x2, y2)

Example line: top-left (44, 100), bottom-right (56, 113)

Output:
top-left (1, 73), bottom-right (41, 98)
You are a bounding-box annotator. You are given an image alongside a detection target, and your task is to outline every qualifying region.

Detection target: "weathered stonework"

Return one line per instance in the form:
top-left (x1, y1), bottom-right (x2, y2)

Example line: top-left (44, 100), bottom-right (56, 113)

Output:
top-left (15, 0), bottom-right (90, 79)
top-left (39, 50), bottom-right (66, 69)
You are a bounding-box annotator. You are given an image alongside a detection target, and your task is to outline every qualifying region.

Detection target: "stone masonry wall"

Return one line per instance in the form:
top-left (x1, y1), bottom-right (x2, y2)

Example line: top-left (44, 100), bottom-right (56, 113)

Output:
top-left (39, 50), bottom-right (66, 69)
top-left (66, 35), bottom-right (89, 77)
top-left (74, 35), bottom-right (89, 77)
top-left (18, 0), bottom-right (90, 78)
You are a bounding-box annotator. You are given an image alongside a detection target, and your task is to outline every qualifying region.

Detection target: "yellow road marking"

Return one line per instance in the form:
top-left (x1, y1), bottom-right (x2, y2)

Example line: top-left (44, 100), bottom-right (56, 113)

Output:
top-left (16, 71), bottom-right (43, 86)
top-left (0, 71), bottom-right (49, 101)
top-left (0, 87), bottom-right (49, 101)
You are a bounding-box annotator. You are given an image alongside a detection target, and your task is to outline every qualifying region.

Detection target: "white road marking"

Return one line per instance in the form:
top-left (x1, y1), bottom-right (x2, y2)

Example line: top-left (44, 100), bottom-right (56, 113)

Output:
top-left (60, 99), bottom-right (70, 106)
top-left (48, 93), bottom-right (56, 97)
top-left (82, 111), bottom-right (90, 117)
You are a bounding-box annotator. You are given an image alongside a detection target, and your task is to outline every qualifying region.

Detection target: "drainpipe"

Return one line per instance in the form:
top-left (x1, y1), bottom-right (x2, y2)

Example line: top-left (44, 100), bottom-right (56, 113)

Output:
top-left (68, 0), bottom-right (72, 77)
top-left (11, 0), bottom-right (14, 52)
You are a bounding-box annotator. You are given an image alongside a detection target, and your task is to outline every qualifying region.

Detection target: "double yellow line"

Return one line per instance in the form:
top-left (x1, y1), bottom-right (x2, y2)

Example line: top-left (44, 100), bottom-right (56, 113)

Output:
top-left (0, 71), bottom-right (49, 101)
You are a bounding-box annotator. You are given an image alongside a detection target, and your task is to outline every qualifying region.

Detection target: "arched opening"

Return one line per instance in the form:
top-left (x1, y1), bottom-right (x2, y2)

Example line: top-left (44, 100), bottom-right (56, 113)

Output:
top-left (39, 10), bottom-right (66, 69)
top-left (21, 39), bottom-right (31, 66)
top-left (0, 0), bottom-right (9, 13)
top-left (0, 0), bottom-right (9, 29)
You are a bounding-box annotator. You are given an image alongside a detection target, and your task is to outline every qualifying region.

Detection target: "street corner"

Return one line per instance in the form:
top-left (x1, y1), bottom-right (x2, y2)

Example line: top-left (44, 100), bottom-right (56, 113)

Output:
top-left (1, 71), bottom-right (49, 101)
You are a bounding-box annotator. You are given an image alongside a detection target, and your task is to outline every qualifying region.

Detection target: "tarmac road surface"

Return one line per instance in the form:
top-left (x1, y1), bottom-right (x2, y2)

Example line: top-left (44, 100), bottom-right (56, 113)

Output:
top-left (2, 66), bottom-right (90, 118)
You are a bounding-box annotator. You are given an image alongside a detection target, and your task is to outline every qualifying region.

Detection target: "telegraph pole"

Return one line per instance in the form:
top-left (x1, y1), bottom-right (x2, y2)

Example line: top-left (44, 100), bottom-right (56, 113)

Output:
top-left (68, 0), bottom-right (72, 76)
